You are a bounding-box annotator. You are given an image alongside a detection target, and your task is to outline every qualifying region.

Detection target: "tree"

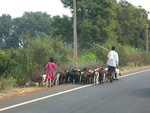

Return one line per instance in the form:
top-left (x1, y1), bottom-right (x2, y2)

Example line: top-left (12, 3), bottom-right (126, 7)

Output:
top-left (116, 0), bottom-right (148, 49)
top-left (5, 12), bottom-right (52, 48)
top-left (0, 14), bottom-right (13, 49)
top-left (61, 0), bottom-right (118, 48)
top-left (51, 15), bottom-right (73, 43)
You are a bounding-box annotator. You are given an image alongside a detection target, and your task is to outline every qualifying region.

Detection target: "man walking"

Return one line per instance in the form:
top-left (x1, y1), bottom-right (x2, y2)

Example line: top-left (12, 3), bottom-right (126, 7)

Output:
top-left (107, 46), bottom-right (119, 81)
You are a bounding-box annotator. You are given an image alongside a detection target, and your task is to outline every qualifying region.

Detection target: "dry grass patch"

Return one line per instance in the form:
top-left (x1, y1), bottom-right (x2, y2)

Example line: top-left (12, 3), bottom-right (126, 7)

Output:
top-left (0, 87), bottom-right (47, 100)
top-left (0, 84), bottom-right (69, 100)
top-left (120, 65), bottom-right (150, 73)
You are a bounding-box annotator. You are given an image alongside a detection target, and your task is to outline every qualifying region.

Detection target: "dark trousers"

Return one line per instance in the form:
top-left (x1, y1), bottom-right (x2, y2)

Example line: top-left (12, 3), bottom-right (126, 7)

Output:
top-left (108, 66), bottom-right (116, 73)
top-left (108, 66), bottom-right (118, 78)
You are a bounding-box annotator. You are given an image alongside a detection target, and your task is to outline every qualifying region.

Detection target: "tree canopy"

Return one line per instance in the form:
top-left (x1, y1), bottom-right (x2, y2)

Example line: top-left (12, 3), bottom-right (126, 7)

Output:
top-left (0, 0), bottom-right (149, 49)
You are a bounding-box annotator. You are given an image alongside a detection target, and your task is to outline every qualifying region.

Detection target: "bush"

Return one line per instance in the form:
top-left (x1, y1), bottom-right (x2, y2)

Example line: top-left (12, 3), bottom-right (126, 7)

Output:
top-left (129, 51), bottom-right (150, 66)
top-left (29, 35), bottom-right (71, 69)
top-left (0, 77), bottom-right (17, 92)
top-left (141, 52), bottom-right (150, 65)
top-left (78, 51), bottom-right (98, 63)
top-left (6, 48), bottom-right (22, 78)
top-left (0, 50), bottom-right (9, 77)
top-left (117, 45), bottom-right (129, 66)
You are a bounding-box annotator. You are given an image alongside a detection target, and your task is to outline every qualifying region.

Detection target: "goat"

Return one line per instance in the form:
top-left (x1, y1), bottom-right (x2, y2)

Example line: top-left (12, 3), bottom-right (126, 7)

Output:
top-left (38, 74), bottom-right (46, 86)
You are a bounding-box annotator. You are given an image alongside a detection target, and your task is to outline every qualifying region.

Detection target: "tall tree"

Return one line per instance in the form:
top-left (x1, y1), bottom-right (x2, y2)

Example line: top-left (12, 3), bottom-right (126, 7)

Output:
top-left (14, 12), bottom-right (52, 47)
top-left (116, 0), bottom-right (148, 48)
top-left (61, 0), bottom-right (118, 48)
top-left (4, 12), bottom-right (52, 48)
top-left (0, 14), bottom-right (13, 49)
top-left (51, 15), bottom-right (73, 43)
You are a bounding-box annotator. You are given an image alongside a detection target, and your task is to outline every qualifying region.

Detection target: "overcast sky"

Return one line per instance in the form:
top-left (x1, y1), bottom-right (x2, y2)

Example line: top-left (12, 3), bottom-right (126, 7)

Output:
top-left (0, 0), bottom-right (72, 18)
top-left (0, 0), bottom-right (149, 18)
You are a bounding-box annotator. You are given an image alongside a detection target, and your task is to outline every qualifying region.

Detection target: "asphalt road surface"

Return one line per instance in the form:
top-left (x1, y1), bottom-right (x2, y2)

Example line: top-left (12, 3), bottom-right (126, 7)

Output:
top-left (0, 69), bottom-right (150, 113)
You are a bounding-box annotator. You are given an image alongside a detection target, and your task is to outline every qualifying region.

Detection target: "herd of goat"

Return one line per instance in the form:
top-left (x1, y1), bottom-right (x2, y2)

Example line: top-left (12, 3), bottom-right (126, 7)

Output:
top-left (38, 67), bottom-right (121, 87)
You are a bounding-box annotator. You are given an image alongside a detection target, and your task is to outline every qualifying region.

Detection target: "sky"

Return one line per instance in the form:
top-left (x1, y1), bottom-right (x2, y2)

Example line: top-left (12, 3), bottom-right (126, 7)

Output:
top-left (126, 0), bottom-right (150, 10)
top-left (0, 0), bottom-right (72, 18)
top-left (0, 0), bottom-right (150, 18)
top-left (126, 0), bottom-right (150, 18)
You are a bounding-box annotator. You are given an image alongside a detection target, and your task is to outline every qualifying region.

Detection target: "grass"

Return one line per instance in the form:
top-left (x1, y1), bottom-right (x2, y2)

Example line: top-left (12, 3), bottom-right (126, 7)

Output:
top-left (0, 77), bottom-right (17, 93)
top-left (120, 63), bottom-right (150, 73)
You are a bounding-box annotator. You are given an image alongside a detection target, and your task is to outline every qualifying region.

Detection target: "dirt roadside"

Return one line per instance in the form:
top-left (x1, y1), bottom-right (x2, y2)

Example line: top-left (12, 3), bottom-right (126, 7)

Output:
top-left (0, 84), bottom-right (69, 101)
top-left (0, 65), bottom-right (150, 101)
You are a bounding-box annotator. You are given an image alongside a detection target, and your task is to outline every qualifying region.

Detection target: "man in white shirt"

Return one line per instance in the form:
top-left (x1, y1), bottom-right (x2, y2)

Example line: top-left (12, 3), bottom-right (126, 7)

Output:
top-left (107, 46), bottom-right (119, 80)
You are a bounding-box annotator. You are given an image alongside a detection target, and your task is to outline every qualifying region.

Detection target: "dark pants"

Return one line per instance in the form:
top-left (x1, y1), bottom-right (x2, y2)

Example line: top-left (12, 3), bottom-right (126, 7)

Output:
top-left (108, 66), bottom-right (118, 79)
top-left (108, 66), bottom-right (116, 73)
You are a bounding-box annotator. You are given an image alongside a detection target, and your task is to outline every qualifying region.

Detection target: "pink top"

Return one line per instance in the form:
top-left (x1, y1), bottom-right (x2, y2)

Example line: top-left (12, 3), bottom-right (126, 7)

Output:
top-left (45, 62), bottom-right (57, 79)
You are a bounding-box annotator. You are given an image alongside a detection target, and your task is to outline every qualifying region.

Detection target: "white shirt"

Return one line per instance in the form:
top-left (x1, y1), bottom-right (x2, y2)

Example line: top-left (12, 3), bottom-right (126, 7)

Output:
top-left (107, 50), bottom-right (119, 67)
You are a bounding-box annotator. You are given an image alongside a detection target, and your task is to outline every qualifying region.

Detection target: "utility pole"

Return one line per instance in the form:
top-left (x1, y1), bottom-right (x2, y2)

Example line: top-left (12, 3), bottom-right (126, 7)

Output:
top-left (146, 24), bottom-right (149, 52)
top-left (73, 0), bottom-right (78, 65)
top-left (146, 11), bottom-right (149, 52)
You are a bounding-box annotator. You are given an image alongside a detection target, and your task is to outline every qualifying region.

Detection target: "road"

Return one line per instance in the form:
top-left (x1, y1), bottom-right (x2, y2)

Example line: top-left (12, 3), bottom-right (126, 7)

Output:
top-left (0, 69), bottom-right (150, 113)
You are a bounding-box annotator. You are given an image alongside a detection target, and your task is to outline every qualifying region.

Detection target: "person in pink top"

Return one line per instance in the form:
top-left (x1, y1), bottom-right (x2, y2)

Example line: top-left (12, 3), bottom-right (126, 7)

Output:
top-left (45, 58), bottom-right (57, 87)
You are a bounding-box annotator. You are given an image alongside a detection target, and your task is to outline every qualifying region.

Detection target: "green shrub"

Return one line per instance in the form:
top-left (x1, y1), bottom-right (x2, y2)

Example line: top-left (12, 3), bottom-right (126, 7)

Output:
top-left (0, 50), bottom-right (9, 77)
top-left (129, 51), bottom-right (150, 66)
top-left (0, 77), bottom-right (17, 92)
top-left (141, 52), bottom-right (150, 65)
top-left (117, 45), bottom-right (129, 66)
top-left (123, 45), bottom-right (140, 56)
top-left (78, 51), bottom-right (98, 63)
top-left (29, 35), bottom-right (71, 69)
top-left (5, 48), bottom-right (22, 78)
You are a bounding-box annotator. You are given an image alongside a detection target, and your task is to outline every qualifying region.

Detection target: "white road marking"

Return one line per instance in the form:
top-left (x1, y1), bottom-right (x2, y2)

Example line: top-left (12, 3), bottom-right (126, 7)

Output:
top-left (118, 69), bottom-right (150, 78)
top-left (0, 84), bottom-right (92, 112)
top-left (0, 69), bottom-right (150, 112)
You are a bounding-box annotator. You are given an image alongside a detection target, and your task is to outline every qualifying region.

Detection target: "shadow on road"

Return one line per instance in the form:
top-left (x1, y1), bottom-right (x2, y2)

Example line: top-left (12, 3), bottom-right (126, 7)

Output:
top-left (129, 87), bottom-right (150, 98)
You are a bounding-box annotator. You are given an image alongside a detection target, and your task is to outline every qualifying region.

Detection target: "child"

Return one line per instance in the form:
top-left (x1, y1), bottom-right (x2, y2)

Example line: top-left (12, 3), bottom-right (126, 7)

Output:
top-left (45, 58), bottom-right (57, 87)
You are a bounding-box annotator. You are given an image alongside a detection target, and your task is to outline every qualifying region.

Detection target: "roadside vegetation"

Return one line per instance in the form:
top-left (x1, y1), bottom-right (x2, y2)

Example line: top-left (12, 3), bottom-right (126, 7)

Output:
top-left (0, 0), bottom-right (150, 92)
